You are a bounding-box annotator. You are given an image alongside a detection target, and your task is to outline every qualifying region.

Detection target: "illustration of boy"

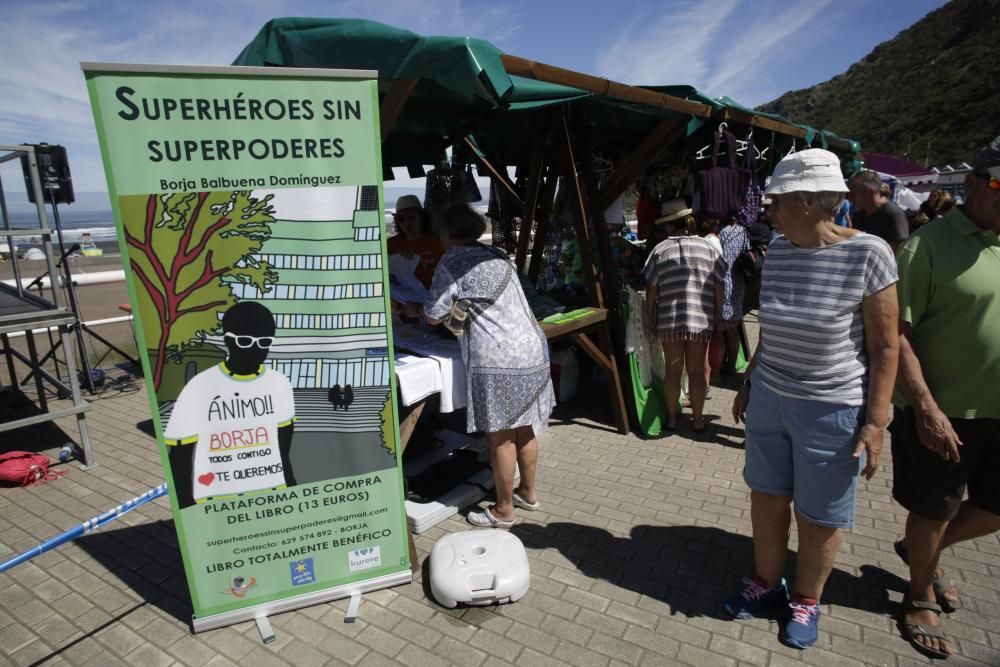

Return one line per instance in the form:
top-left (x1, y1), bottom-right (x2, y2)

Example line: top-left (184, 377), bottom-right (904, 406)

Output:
top-left (164, 301), bottom-right (296, 509)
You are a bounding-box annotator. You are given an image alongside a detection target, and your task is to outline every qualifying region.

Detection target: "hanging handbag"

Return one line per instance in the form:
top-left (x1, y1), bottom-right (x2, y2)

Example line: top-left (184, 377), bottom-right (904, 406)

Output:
top-left (734, 134), bottom-right (762, 227)
top-left (696, 130), bottom-right (748, 220)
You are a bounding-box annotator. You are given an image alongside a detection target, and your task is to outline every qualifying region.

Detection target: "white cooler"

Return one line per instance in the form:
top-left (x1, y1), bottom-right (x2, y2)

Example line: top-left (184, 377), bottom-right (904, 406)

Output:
top-left (429, 530), bottom-right (530, 608)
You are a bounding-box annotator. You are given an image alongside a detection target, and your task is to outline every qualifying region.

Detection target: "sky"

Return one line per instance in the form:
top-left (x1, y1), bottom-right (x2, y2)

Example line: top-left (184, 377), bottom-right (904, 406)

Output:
top-left (0, 0), bottom-right (950, 200)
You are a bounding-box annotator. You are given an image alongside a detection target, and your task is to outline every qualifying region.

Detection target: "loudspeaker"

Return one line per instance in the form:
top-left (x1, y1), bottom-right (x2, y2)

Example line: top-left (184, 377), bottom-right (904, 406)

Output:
top-left (20, 143), bottom-right (75, 205)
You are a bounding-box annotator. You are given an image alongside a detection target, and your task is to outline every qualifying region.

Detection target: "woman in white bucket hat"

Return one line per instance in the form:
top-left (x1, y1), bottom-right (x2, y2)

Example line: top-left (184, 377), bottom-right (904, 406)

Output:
top-left (725, 149), bottom-right (900, 650)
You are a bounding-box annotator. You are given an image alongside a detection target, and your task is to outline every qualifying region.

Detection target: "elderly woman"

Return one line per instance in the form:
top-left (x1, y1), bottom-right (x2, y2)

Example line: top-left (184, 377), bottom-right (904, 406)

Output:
top-left (726, 149), bottom-right (899, 650)
top-left (642, 199), bottom-right (725, 432)
top-left (413, 204), bottom-right (555, 527)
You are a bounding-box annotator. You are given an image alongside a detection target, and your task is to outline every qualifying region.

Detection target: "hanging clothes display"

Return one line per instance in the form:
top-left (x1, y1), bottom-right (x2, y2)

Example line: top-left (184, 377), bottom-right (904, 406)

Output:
top-left (734, 131), bottom-right (762, 228)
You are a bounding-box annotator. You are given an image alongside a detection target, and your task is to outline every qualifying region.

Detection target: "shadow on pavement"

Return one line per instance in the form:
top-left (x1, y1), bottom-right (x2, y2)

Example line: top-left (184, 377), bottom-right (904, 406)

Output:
top-left (514, 522), bottom-right (901, 621)
top-left (73, 519), bottom-right (192, 624)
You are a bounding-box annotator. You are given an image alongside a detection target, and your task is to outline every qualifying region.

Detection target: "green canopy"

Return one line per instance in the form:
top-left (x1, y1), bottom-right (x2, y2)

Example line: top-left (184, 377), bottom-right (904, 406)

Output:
top-left (234, 18), bottom-right (860, 172)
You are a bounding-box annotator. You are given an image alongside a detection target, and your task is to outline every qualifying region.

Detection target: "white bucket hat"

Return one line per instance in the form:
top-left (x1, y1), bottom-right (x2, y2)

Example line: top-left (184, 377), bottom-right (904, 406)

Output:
top-left (764, 148), bottom-right (848, 195)
top-left (654, 198), bottom-right (693, 224)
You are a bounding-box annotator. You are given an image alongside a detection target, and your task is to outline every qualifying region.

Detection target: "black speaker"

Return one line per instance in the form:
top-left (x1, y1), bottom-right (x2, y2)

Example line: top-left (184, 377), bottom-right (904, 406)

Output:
top-left (20, 143), bottom-right (75, 205)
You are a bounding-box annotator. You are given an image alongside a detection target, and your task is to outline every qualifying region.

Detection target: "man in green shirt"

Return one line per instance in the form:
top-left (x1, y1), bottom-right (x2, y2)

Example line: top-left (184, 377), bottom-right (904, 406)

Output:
top-left (891, 136), bottom-right (1000, 660)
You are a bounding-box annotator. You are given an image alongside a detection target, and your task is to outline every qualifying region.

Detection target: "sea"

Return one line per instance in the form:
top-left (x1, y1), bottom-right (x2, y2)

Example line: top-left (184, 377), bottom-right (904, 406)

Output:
top-left (1, 188), bottom-right (485, 253)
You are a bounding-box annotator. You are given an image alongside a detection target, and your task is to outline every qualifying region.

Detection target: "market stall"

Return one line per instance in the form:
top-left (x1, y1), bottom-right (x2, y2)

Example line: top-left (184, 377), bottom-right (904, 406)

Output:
top-left (234, 17), bottom-right (863, 440)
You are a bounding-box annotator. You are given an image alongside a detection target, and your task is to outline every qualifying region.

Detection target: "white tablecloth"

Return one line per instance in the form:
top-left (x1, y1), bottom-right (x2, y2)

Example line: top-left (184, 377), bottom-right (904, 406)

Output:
top-left (394, 326), bottom-right (466, 413)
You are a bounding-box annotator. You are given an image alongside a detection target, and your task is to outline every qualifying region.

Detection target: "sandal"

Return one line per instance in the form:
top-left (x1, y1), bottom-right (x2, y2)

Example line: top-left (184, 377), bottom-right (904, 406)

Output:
top-left (691, 416), bottom-right (708, 433)
top-left (894, 540), bottom-right (962, 612)
top-left (467, 506), bottom-right (515, 528)
top-left (900, 596), bottom-right (953, 660)
top-left (512, 492), bottom-right (540, 511)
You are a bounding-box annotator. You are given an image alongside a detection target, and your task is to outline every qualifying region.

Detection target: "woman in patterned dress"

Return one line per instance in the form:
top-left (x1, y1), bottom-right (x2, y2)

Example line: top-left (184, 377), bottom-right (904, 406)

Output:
top-left (642, 199), bottom-right (725, 432)
top-left (415, 205), bottom-right (555, 527)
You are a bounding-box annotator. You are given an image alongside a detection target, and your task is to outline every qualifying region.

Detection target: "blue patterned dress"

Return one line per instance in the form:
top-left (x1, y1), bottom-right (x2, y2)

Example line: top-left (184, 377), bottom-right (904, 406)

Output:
top-left (719, 224), bottom-right (749, 326)
top-left (425, 244), bottom-right (555, 436)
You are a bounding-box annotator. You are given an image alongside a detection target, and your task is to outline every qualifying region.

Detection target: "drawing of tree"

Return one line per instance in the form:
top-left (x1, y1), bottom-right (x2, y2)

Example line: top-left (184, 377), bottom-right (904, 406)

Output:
top-left (120, 190), bottom-right (278, 390)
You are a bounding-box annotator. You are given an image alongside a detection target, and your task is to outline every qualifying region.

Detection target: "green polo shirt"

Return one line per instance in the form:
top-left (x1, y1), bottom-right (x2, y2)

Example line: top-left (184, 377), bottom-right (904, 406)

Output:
top-left (894, 208), bottom-right (1000, 419)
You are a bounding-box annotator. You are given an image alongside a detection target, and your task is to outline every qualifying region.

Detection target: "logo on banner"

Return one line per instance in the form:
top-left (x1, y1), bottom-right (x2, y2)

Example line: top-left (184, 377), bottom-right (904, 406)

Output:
top-left (348, 547), bottom-right (381, 572)
top-left (225, 575), bottom-right (257, 598)
top-left (290, 558), bottom-right (316, 586)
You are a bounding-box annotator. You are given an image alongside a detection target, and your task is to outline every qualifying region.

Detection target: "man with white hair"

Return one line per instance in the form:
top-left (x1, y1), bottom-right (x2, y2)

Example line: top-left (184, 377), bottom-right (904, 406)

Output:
top-left (848, 170), bottom-right (909, 251)
top-left (890, 135), bottom-right (1000, 659)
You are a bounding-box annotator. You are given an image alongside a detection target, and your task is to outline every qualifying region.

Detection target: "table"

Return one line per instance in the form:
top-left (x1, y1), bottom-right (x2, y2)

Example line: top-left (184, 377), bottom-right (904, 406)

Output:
top-left (540, 307), bottom-right (629, 434)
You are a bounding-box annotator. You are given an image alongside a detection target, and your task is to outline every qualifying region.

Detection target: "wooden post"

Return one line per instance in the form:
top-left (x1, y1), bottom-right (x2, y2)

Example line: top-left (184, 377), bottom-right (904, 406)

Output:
top-left (575, 114), bottom-right (639, 432)
top-left (379, 78), bottom-right (417, 142)
top-left (526, 166), bottom-right (559, 285)
top-left (560, 107), bottom-right (602, 308)
top-left (515, 140), bottom-right (546, 273)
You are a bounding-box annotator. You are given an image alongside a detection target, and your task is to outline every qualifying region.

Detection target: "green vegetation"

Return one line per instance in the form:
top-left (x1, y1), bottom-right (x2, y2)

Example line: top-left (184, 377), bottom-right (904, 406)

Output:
top-left (758, 0), bottom-right (1000, 167)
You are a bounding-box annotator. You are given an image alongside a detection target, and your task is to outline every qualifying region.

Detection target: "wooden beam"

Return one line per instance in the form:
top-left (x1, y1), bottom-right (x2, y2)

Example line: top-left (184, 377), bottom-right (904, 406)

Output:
top-left (462, 137), bottom-right (522, 206)
top-left (526, 168), bottom-right (559, 285)
top-left (379, 78), bottom-right (417, 142)
top-left (515, 135), bottom-right (547, 273)
top-left (560, 108), bottom-right (603, 308)
top-left (595, 114), bottom-right (688, 213)
top-left (502, 54), bottom-right (713, 118)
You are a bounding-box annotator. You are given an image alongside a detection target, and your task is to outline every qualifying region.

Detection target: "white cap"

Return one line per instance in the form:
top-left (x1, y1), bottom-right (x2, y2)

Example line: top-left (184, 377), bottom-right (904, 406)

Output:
top-left (764, 148), bottom-right (848, 195)
top-left (394, 194), bottom-right (422, 212)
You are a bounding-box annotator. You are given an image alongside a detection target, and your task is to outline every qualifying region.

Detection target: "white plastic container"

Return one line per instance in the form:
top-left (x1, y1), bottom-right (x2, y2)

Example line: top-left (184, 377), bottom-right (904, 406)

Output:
top-left (429, 530), bottom-right (530, 608)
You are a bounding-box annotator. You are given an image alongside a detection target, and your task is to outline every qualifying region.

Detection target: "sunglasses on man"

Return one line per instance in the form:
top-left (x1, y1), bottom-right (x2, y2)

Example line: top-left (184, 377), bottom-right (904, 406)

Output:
top-left (974, 171), bottom-right (1000, 191)
top-left (225, 332), bottom-right (274, 349)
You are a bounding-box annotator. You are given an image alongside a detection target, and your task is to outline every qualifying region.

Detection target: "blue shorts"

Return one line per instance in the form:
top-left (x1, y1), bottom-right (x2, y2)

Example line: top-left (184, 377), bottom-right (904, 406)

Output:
top-left (744, 380), bottom-right (865, 529)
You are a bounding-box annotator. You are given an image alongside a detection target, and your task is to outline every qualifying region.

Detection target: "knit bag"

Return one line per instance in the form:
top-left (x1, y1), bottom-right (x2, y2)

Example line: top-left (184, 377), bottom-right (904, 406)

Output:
top-left (696, 130), bottom-right (749, 220)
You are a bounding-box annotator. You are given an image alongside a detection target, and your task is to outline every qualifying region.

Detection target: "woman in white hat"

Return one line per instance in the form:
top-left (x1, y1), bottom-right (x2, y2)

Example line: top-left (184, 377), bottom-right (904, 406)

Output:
top-left (641, 198), bottom-right (725, 432)
top-left (725, 149), bottom-right (899, 650)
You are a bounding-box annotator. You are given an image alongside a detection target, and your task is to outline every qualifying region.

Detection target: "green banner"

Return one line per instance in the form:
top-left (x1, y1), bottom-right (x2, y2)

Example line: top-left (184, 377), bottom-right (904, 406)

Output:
top-left (83, 63), bottom-right (410, 628)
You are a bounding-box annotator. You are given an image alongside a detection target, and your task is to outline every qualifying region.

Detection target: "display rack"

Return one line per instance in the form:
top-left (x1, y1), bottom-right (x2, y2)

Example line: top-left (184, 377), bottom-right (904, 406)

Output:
top-left (0, 144), bottom-right (93, 466)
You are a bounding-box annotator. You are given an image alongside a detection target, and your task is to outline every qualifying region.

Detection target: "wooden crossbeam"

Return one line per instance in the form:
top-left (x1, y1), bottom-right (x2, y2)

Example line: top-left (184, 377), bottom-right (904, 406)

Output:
top-left (502, 54), bottom-right (712, 118)
top-left (595, 114), bottom-right (688, 213)
top-left (462, 137), bottom-right (522, 206)
top-left (515, 146), bottom-right (546, 273)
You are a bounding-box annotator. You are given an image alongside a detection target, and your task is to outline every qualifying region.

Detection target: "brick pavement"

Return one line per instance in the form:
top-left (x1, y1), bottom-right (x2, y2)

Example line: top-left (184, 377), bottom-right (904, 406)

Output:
top-left (2, 321), bottom-right (999, 666)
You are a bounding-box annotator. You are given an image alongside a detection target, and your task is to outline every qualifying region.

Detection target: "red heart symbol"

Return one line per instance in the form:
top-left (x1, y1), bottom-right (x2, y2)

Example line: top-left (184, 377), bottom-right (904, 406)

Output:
top-left (197, 472), bottom-right (215, 486)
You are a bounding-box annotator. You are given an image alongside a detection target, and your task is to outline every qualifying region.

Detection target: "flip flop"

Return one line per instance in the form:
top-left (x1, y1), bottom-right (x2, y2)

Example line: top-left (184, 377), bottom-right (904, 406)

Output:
top-left (467, 506), bottom-right (515, 528)
top-left (900, 596), bottom-right (953, 660)
top-left (512, 492), bottom-right (540, 511)
top-left (894, 539), bottom-right (963, 612)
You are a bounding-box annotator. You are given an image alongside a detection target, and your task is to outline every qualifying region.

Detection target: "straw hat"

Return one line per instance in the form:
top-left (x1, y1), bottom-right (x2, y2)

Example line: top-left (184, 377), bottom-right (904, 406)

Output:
top-left (394, 194), bottom-right (423, 213)
top-left (654, 198), bottom-right (692, 224)
top-left (764, 148), bottom-right (848, 195)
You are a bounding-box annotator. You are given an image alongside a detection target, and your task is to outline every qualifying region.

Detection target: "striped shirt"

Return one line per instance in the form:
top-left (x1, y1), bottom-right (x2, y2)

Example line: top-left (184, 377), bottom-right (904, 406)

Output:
top-left (756, 233), bottom-right (897, 405)
top-left (642, 236), bottom-right (725, 338)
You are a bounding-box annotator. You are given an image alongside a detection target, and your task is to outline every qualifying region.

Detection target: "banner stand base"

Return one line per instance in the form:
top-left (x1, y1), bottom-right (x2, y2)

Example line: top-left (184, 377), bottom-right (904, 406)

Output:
top-left (255, 615), bottom-right (276, 644)
top-left (345, 592), bottom-right (362, 623)
top-left (191, 570), bottom-right (412, 634)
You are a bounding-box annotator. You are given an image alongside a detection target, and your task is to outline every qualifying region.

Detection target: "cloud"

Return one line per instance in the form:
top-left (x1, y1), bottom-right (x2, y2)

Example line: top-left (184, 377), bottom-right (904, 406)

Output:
top-left (593, 0), bottom-right (840, 106)
top-left (703, 0), bottom-right (837, 105)
top-left (0, 0), bottom-right (522, 192)
top-left (594, 0), bottom-right (741, 86)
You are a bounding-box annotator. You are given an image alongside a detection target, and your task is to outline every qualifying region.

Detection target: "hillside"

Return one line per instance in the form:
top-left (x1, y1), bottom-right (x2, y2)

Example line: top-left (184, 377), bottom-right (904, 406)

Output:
top-left (757, 0), bottom-right (1000, 167)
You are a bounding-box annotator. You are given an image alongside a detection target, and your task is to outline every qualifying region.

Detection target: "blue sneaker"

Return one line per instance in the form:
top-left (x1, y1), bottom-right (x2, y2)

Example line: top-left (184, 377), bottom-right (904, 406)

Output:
top-left (783, 601), bottom-right (821, 649)
top-left (724, 576), bottom-right (789, 619)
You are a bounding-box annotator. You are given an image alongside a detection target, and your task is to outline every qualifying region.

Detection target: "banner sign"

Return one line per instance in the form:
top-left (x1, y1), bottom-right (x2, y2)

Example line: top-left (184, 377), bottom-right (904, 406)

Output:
top-left (83, 63), bottom-right (410, 630)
